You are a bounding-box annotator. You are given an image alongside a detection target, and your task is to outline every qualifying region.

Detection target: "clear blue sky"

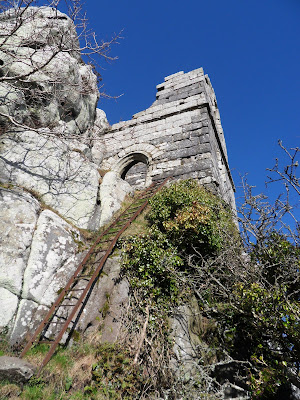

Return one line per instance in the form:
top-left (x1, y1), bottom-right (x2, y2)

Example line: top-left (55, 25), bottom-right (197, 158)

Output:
top-left (80, 0), bottom-right (300, 218)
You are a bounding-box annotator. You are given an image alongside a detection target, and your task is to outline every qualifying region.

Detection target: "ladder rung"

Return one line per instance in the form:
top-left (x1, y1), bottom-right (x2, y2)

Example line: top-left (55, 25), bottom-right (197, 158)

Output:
top-left (48, 320), bottom-right (66, 325)
top-left (59, 304), bottom-right (76, 307)
top-left (73, 275), bottom-right (91, 280)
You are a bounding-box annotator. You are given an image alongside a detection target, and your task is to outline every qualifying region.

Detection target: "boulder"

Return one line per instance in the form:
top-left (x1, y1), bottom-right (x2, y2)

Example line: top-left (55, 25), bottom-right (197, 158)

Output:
top-left (0, 356), bottom-right (36, 384)
top-left (0, 288), bottom-right (18, 330)
top-left (99, 171), bottom-right (134, 227)
top-left (0, 188), bottom-right (40, 332)
top-left (90, 109), bottom-right (110, 166)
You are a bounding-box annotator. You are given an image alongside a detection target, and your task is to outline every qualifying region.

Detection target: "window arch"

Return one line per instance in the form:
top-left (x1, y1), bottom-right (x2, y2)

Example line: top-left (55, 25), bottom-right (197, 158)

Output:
top-left (113, 151), bottom-right (152, 188)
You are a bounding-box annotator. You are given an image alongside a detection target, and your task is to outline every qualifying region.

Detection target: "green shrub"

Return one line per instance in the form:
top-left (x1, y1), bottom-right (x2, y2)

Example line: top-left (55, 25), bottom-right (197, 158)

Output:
top-left (122, 228), bottom-right (183, 304)
top-left (148, 179), bottom-right (236, 256)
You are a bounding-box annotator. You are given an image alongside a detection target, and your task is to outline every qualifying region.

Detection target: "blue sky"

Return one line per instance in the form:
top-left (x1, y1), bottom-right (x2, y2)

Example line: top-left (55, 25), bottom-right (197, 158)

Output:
top-left (80, 0), bottom-right (299, 219)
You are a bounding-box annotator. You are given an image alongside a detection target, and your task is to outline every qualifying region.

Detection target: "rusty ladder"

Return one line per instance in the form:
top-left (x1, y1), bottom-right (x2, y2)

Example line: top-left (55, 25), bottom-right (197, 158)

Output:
top-left (20, 177), bottom-right (170, 374)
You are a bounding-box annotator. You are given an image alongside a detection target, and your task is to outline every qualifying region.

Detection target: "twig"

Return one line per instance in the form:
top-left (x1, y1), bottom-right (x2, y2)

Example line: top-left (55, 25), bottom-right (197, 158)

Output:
top-left (133, 305), bottom-right (149, 365)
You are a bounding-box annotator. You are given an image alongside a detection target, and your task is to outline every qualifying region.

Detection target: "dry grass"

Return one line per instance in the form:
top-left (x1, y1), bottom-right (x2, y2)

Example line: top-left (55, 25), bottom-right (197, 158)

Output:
top-left (0, 383), bottom-right (20, 400)
top-left (120, 205), bottom-right (150, 239)
top-left (69, 354), bottom-right (97, 391)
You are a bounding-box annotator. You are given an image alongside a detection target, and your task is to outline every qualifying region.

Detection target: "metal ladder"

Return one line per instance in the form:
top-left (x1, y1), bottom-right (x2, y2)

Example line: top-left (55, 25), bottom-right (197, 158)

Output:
top-left (20, 177), bottom-right (170, 374)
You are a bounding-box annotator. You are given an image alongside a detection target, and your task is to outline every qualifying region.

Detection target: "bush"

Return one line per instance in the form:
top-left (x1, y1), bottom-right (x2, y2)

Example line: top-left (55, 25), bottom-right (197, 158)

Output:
top-left (148, 179), bottom-right (236, 256)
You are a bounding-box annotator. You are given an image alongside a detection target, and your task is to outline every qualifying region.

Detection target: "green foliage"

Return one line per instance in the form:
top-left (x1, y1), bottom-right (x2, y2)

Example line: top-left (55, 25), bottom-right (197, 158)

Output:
top-left (26, 343), bottom-right (51, 356)
top-left (252, 232), bottom-right (300, 295)
top-left (121, 178), bottom-right (300, 399)
top-left (22, 377), bottom-right (46, 400)
top-left (122, 227), bottom-right (183, 304)
top-left (148, 179), bottom-right (236, 256)
top-left (122, 180), bottom-right (235, 311)
top-left (52, 350), bottom-right (73, 371)
top-left (65, 376), bottom-right (73, 391)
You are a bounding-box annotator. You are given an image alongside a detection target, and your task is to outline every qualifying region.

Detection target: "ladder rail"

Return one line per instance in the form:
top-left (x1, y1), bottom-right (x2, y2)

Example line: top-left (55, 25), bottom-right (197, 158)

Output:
top-left (20, 181), bottom-right (159, 357)
top-left (21, 178), bottom-right (170, 371)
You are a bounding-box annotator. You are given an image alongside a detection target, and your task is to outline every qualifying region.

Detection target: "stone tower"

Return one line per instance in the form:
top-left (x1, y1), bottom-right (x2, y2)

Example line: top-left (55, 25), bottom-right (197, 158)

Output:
top-left (99, 68), bottom-right (235, 209)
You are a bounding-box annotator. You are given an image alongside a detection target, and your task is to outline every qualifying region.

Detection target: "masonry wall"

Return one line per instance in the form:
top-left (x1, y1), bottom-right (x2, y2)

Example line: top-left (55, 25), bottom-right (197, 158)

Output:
top-left (99, 68), bottom-right (236, 209)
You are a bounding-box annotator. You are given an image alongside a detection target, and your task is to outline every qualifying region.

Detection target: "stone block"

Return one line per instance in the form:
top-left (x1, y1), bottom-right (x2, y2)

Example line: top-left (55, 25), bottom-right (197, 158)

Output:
top-left (160, 104), bottom-right (179, 116)
top-left (158, 159), bottom-right (212, 180)
top-left (136, 113), bottom-right (154, 123)
top-left (164, 71), bottom-right (184, 81)
top-left (182, 122), bottom-right (203, 133)
top-left (172, 115), bottom-right (192, 127)
top-left (168, 93), bottom-right (189, 103)
top-left (111, 120), bottom-right (127, 129)
top-left (199, 134), bottom-right (210, 144)
top-left (156, 90), bottom-right (172, 100)
top-left (166, 138), bottom-right (199, 151)
top-left (177, 98), bottom-right (200, 112)
top-left (171, 131), bottom-right (190, 142)
top-left (187, 68), bottom-right (204, 79)
top-left (156, 159), bottom-right (181, 170)
top-left (149, 103), bottom-right (164, 113)
top-left (191, 115), bottom-right (202, 123)
top-left (188, 88), bottom-right (204, 97)
top-left (173, 81), bottom-right (199, 92)
top-left (166, 76), bottom-right (202, 91)
top-left (0, 356), bottom-right (36, 383)
top-left (200, 126), bottom-right (210, 134)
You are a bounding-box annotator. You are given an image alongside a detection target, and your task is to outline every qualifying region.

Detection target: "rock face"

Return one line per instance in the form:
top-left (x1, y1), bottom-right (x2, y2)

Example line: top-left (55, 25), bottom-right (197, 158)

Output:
top-left (0, 130), bottom-right (101, 229)
top-left (0, 189), bottom-right (40, 331)
top-left (0, 7), bottom-right (98, 136)
top-left (99, 171), bottom-right (134, 227)
top-left (0, 5), bottom-right (123, 344)
top-left (0, 187), bottom-right (85, 344)
top-left (0, 6), bottom-right (113, 230)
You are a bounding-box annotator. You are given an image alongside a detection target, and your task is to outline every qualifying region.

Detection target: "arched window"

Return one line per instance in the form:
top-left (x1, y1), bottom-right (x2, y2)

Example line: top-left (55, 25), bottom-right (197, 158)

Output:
top-left (115, 152), bottom-right (151, 189)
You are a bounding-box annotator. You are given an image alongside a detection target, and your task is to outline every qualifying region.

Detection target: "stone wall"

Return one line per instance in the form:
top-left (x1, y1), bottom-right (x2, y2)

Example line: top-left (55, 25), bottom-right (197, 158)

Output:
top-left (99, 68), bottom-right (236, 209)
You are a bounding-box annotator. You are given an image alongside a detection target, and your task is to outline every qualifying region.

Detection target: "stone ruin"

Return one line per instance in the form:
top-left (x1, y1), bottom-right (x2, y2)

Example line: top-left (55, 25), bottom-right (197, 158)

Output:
top-left (99, 68), bottom-right (236, 214)
top-left (0, 6), bottom-right (236, 351)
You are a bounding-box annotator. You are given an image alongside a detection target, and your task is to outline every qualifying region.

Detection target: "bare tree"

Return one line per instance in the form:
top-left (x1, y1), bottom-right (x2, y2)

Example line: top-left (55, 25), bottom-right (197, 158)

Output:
top-left (266, 140), bottom-right (300, 197)
top-left (0, 0), bottom-right (119, 136)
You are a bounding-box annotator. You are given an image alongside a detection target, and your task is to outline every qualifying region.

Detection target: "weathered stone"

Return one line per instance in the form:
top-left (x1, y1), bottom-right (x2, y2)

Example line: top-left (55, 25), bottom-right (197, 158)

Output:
top-left (73, 255), bottom-right (129, 343)
top-left (0, 189), bottom-right (40, 297)
top-left (0, 356), bottom-right (36, 384)
top-left (90, 109), bottom-right (110, 166)
top-left (9, 299), bottom-right (38, 346)
top-left (0, 288), bottom-right (18, 330)
top-left (97, 63), bottom-right (238, 206)
top-left (0, 7), bottom-right (99, 137)
top-left (99, 172), bottom-right (134, 227)
top-left (22, 209), bottom-right (83, 305)
top-left (100, 279), bottom-right (129, 343)
top-left (0, 130), bottom-right (100, 229)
